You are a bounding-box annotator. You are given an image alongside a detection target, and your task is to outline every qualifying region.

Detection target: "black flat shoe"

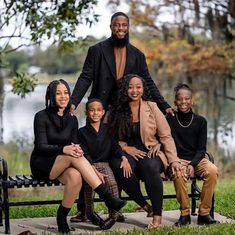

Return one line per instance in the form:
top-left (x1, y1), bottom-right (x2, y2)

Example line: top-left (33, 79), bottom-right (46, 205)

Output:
top-left (175, 215), bottom-right (191, 226)
top-left (197, 214), bottom-right (219, 225)
top-left (100, 217), bottom-right (116, 230)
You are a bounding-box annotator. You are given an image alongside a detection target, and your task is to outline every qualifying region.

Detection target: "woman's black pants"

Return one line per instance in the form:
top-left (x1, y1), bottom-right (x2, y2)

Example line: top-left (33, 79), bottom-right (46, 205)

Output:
top-left (110, 155), bottom-right (164, 216)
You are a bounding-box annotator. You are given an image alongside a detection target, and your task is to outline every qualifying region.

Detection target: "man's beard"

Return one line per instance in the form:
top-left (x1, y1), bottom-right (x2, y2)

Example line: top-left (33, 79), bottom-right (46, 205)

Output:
top-left (111, 33), bottom-right (129, 48)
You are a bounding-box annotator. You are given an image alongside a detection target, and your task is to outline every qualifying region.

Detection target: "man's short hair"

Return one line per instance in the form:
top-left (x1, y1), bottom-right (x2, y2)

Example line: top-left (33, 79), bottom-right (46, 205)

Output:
top-left (111, 12), bottom-right (129, 23)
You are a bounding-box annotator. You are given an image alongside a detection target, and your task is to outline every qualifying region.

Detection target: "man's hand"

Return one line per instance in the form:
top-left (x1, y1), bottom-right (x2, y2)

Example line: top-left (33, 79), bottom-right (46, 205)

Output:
top-left (120, 156), bottom-right (132, 178)
top-left (70, 104), bottom-right (76, 115)
top-left (165, 107), bottom-right (175, 116)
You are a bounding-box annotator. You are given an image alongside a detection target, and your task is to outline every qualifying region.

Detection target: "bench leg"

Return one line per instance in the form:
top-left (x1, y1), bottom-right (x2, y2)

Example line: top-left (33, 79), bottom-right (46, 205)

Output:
top-left (0, 159), bottom-right (3, 227)
top-left (210, 194), bottom-right (215, 219)
top-left (0, 186), bottom-right (3, 226)
top-left (0, 208), bottom-right (3, 227)
top-left (191, 179), bottom-right (198, 216)
top-left (3, 186), bottom-right (10, 234)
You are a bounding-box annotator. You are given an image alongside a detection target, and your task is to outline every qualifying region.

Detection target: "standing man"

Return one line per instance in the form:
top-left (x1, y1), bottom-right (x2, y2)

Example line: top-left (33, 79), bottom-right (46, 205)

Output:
top-left (70, 11), bottom-right (173, 114)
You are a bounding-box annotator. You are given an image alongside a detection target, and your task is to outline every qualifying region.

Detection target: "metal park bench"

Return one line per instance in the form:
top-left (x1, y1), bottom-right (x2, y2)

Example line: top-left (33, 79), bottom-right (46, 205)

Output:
top-left (0, 154), bottom-right (214, 234)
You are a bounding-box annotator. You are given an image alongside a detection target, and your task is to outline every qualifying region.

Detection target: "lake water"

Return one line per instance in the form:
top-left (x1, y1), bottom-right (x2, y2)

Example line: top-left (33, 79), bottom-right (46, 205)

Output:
top-left (1, 83), bottom-right (235, 159)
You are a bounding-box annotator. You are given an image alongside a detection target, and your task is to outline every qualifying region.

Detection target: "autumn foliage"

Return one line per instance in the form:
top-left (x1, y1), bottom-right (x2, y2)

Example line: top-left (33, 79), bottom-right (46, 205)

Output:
top-left (132, 38), bottom-right (235, 79)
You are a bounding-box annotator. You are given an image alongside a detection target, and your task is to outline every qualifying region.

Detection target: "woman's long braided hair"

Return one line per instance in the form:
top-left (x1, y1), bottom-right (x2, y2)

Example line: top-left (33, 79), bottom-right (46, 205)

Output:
top-left (108, 74), bottom-right (152, 140)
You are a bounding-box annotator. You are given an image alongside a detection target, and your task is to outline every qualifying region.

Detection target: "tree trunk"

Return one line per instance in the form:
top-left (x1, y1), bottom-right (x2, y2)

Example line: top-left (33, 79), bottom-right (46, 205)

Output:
top-left (0, 68), bottom-right (4, 144)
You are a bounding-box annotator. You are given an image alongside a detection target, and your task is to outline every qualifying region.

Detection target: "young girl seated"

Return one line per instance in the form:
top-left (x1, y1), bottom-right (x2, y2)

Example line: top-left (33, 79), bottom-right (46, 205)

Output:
top-left (77, 98), bottom-right (126, 227)
top-left (166, 83), bottom-right (219, 226)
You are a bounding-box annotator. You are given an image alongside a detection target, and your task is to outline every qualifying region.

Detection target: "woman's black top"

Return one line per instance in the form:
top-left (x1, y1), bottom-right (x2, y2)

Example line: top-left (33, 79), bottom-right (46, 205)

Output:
top-left (166, 109), bottom-right (207, 167)
top-left (126, 122), bottom-right (147, 152)
top-left (30, 109), bottom-right (79, 180)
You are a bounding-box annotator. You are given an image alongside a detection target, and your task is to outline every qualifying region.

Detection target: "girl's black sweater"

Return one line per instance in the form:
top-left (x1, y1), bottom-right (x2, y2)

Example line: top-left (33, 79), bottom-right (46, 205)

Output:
top-left (166, 109), bottom-right (207, 167)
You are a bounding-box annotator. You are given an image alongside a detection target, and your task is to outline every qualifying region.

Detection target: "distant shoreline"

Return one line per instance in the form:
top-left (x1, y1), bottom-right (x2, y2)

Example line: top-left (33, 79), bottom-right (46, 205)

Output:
top-left (4, 73), bottom-right (79, 85)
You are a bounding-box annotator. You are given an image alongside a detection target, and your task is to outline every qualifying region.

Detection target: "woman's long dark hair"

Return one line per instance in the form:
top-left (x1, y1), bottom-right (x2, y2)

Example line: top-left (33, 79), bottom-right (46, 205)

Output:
top-left (45, 79), bottom-right (72, 131)
top-left (108, 74), bottom-right (152, 140)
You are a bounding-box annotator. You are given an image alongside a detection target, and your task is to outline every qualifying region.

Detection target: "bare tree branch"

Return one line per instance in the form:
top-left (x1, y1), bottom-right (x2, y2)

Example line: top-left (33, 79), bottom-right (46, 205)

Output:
top-left (4, 42), bottom-right (38, 54)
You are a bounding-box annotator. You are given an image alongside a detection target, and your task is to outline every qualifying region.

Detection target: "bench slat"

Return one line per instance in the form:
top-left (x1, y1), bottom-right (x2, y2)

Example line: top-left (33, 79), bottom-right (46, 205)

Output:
top-left (16, 175), bottom-right (30, 187)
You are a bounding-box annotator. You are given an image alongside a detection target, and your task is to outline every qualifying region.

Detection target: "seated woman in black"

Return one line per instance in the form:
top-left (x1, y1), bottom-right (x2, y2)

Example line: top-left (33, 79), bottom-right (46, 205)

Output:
top-left (30, 79), bottom-right (126, 234)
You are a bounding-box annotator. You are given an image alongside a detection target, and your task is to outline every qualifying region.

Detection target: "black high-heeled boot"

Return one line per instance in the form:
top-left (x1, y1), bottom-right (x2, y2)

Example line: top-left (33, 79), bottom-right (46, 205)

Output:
top-left (87, 212), bottom-right (104, 226)
top-left (88, 212), bottom-right (116, 230)
top-left (95, 184), bottom-right (126, 212)
top-left (57, 204), bottom-right (71, 234)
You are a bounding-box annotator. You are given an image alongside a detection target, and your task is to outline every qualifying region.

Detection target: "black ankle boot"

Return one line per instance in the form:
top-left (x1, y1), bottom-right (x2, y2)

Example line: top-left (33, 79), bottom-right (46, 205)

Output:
top-left (175, 214), bottom-right (191, 226)
top-left (87, 212), bottom-right (116, 230)
top-left (57, 204), bottom-right (71, 234)
top-left (88, 212), bottom-right (105, 226)
top-left (95, 184), bottom-right (126, 212)
top-left (100, 217), bottom-right (116, 230)
top-left (197, 214), bottom-right (219, 225)
top-left (88, 212), bottom-right (115, 230)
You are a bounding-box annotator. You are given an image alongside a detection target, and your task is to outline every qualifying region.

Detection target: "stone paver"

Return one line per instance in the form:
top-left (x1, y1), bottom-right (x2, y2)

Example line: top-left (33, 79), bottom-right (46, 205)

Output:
top-left (0, 211), bottom-right (233, 235)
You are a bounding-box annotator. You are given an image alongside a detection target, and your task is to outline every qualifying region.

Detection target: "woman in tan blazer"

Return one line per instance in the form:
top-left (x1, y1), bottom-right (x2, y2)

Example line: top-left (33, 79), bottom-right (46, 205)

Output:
top-left (108, 74), bottom-right (181, 229)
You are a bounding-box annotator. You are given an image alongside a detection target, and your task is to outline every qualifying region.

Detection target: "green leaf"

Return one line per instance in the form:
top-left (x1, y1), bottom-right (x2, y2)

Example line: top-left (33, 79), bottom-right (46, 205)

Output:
top-left (11, 72), bottom-right (38, 98)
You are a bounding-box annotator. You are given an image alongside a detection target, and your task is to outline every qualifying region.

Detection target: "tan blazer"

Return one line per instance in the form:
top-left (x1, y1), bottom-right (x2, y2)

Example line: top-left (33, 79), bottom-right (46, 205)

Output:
top-left (119, 99), bottom-right (179, 172)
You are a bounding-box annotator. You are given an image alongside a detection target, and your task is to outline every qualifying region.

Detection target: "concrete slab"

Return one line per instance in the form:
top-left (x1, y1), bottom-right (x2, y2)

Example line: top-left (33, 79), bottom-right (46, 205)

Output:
top-left (0, 211), bottom-right (233, 235)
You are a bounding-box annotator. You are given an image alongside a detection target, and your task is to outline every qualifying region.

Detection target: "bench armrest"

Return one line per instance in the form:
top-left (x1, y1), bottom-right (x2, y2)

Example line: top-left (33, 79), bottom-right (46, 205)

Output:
top-left (0, 157), bottom-right (9, 181)
top-left (205, 152), bottom-right (214, 164)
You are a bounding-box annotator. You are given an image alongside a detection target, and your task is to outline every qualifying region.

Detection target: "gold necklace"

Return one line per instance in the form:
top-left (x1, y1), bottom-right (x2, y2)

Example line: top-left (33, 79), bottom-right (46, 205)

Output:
top-left (176, 113), bottom-right (194, 128)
